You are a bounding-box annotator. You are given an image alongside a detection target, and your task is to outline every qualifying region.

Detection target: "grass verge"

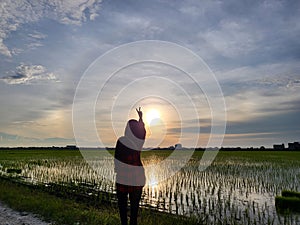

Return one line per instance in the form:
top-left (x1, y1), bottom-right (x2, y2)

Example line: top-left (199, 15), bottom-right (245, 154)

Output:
top-left (276, 190), bottom-right (300, 214)
top-left (0, 177), bottom-right (199, 225)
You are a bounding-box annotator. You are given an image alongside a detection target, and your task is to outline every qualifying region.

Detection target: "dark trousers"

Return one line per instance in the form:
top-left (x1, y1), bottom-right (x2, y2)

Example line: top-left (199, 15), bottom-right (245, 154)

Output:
top-left (117, 189), bottom-right (142, 225)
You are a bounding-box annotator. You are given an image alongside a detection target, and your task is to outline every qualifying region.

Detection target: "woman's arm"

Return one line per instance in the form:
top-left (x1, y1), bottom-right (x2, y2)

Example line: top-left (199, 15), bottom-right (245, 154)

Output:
top-left (136, 107), bottom-right (143, 123)
top-left (136, 107), bottom-right (146, 140)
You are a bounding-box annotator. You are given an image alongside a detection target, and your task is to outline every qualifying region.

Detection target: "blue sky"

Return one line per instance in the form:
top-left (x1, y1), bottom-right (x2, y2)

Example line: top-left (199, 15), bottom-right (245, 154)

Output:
top-left (0, 0), bottom-right (299, 148)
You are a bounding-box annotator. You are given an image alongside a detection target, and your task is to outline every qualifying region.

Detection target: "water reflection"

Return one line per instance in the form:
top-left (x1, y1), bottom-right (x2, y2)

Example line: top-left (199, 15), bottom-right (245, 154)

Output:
top-left (147, 172), bottom-right (158, 188)
top-left (142, 155), bottom-right (300, 224)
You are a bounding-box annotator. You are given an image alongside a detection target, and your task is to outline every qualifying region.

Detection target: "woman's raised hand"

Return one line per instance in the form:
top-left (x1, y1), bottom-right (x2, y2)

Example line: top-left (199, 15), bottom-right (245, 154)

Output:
top-left (136, 107), bottom-right (143, 120)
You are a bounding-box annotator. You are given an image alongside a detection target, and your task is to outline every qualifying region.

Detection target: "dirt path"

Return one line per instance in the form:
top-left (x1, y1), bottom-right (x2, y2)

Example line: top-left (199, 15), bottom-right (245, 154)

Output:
top-left (0, 201), bottom-right (51, 225)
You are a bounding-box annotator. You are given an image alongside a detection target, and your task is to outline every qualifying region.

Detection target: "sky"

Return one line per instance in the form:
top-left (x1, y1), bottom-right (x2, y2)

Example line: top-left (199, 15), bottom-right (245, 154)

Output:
top-left (0, 0), bottom-right (299, 148)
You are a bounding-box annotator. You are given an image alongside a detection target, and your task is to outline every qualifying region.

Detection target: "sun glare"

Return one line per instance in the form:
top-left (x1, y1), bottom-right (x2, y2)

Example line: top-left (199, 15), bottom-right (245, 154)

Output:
top-left (145, 109), bottom-right (160, 125)
top-left (148, 173), bottom-right (158, 189)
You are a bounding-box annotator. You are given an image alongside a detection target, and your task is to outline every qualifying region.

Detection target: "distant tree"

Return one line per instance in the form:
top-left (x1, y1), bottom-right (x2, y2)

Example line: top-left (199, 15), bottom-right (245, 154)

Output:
top-left (168, 146), bottom-right (175, 150)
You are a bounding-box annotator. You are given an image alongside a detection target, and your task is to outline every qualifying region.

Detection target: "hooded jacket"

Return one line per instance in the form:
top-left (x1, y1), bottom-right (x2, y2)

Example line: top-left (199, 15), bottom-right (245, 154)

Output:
top-left (114, 119), bottom-right (146, 190)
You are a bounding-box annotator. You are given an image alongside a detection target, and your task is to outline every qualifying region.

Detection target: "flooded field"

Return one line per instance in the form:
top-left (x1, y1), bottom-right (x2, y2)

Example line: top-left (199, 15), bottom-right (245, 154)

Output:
top-left (0, 149), bottom-right (299, 224)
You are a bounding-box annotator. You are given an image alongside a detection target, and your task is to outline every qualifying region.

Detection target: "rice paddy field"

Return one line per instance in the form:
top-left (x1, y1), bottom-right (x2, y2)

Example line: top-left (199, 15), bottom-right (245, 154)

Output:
top-left (0, 149), bottom-right (299, 225)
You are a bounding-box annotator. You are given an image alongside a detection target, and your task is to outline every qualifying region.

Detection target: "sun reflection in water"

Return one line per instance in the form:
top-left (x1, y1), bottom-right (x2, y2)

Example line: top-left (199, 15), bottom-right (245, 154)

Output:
top-left (147, 171), bottom-right (159, 191)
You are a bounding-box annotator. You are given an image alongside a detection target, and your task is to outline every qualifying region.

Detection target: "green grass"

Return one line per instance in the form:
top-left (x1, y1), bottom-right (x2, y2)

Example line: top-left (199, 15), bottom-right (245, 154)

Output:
top-left (0, 177), bottom-right (119, 225)
top-left (275, 196), bottom-right (300, 214)
top-left (0, 149), bottom-right (83, 160)
top-left (212, 150), bottom-right (300, 163)
top-left (0, 177), bottom-right (199, 225)
top-left (282, 190), bottom-right (300, 198)
top-left (276, 190), bottom-right (300, 214)
top-left (0, 148), bottom-right (299, 162)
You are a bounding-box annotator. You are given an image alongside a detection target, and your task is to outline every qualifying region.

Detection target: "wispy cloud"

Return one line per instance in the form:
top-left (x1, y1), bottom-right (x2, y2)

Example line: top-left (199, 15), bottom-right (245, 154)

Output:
top-left (1, 63), bottom-right (58, 84)
top-left (0, 40), bottom-right (11, 57)
top-left (0, 0), bottom-right (102, 57)
top-left (27, 31), bottom-right (47, 40)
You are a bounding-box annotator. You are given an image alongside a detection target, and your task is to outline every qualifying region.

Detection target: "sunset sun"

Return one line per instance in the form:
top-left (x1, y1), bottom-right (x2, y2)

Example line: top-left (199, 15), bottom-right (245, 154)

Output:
top-left (145, 109), bottom-right (160, 125)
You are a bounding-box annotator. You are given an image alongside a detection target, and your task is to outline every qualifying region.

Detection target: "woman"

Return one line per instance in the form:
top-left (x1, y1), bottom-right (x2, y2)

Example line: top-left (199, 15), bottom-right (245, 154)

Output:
top-left (114, 107), bottom-right (146, 225)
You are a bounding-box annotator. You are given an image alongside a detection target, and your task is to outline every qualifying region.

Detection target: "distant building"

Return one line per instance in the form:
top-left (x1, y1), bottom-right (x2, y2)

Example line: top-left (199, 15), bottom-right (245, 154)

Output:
top-left (273, 143), bottom-right (285, 150)
top-left (288, 142), bottom-right (300, 150)
top-left (175, 143), bottom-right (182, 150)
top-left (66, 145), bottom-right (79, 150)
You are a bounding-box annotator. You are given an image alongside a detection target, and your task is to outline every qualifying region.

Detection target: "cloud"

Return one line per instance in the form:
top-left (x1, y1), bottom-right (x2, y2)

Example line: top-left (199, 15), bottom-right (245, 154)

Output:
top-left (23, 31), bottom-right (47, 51)
top-left (166, 108), bottom-right (300, 147)
top-left (12, 120), bottom-right (46, 127)
top-left (0, 0), bottom-right (102, 56)
top-left (226, 110), bottom-right (300, 135)
top-left (0, 131), bottom-right (41, 146)
top-left (0, 63), bottom-right (58, 84)
top-left (217, 61), bottom-right (300, 96)
top-left (200, 19), bottom-right (261, 58)
top-left (0, 39), bottom-right (12, 57)
top-left (165, 0), bottom-right (300, 67)
top-left (28, 31), bottom-right (47, 40)
top-left (0, 131), bottom-right (75, 147)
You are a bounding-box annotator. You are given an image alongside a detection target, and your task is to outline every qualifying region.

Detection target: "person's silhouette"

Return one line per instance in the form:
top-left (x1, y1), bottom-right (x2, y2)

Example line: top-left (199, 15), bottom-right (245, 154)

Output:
top-left (114, 107), bottom-right (146, 225)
